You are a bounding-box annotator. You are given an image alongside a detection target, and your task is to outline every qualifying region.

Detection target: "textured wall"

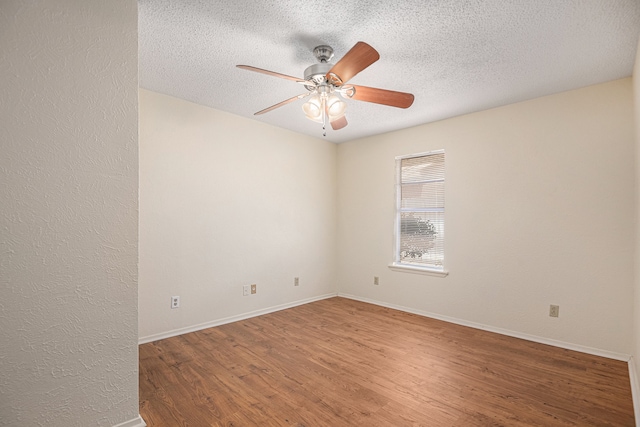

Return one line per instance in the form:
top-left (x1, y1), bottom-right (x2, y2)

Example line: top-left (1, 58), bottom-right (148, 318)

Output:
top-left (138, 89), bottom-right (337, 341)
top-left (337, 79), bottom-right (635, 356)
top-left (0, 2), bottom-right (140, 426)
top-left (633, 36), bottom-right (640, 413)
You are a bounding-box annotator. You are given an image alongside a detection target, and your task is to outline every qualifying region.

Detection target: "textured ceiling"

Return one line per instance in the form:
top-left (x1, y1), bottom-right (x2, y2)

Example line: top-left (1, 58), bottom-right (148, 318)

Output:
top-left (139, 0), bottom-right (640, 143)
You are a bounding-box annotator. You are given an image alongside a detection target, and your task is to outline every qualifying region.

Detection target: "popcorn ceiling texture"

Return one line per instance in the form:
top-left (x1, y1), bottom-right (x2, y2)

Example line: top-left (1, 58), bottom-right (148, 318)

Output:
top-left (0, 1), bottom-right (141, 426)
top-left (138, 0), bottom-right (640, 143)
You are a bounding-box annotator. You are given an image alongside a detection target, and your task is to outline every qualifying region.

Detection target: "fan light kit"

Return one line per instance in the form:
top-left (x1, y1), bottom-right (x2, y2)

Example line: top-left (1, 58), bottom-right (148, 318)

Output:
top-left (237, 42), bottom-right (414, 136)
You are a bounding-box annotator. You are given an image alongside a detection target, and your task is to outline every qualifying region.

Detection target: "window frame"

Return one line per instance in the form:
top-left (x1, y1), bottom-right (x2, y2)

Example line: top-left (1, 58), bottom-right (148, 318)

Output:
top-left (389, 149), bottom-right (448, 277)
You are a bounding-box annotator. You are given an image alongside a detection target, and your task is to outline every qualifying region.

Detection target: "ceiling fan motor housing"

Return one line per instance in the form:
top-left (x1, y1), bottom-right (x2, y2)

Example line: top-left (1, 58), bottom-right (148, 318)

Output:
top-left (304, 62), bottom-right (332, 90)
top-left (304, 45), bottom-right (335, 89)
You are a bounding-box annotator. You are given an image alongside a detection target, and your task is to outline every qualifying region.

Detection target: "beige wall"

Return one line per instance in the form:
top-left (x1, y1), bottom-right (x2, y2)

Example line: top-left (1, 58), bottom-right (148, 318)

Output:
top-left (337, 79), bottom-right (635, 356)
top-left (0, 2), bottom-right (140, 426)
top-left (138, 90), bottom-right (338, 341)
top-left (632, 36), bottom-right (640, 415)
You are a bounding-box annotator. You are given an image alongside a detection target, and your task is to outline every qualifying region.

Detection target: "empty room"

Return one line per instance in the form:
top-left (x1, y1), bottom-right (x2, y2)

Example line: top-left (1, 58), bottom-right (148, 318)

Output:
top-left (3, 1), bottom-right (640, 426)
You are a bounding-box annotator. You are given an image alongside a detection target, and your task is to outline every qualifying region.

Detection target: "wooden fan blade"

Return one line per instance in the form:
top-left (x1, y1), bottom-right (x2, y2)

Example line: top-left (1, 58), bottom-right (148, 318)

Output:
top-left (254, 93), bottom-right (310, 115)
top-left (349, 85), bottom-right (414, 108)
top-left (326, 42), bottom-right (380, 85)
top-left (237, 65), bottom-right (306, 83)
top-left (330, 115), bottom-right (348, 130)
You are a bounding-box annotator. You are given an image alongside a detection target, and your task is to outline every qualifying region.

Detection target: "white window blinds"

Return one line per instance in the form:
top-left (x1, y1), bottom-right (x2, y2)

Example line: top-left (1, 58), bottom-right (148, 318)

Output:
top-left (396, 151), bottom-right (444, 269)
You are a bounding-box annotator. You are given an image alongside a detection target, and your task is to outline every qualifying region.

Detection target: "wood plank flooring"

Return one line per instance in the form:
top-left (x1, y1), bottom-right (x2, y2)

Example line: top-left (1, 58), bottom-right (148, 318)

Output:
top-left (139, 297), bottom-right (634, 426)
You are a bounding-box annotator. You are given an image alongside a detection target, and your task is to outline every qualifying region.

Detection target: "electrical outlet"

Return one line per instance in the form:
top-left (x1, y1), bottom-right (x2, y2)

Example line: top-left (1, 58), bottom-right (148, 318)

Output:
top-left (294, 277), bottom-right (299, 286)
top-left (251, 284), bottom-right (256, 294)
top-left (549, 304), bottom-right (559, 318)
top-left (243, 285), bottom-right (249, 296)
top-left (171, 296), bottom-right (180, 309)
top-left (374, 276), bottom-right (379, 285)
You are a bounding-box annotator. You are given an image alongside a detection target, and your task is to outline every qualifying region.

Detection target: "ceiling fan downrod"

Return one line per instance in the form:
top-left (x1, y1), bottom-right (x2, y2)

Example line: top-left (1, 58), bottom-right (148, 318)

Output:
top-left (313, 45), bottom-right (334, 63)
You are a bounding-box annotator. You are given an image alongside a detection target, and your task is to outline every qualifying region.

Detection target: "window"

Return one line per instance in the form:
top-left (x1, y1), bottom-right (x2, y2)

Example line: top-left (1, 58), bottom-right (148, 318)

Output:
top-left (391, 150), bottom-right (446, 276)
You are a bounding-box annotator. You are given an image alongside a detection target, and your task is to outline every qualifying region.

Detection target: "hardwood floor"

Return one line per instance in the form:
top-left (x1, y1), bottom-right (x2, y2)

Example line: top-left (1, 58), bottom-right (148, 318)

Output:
top-left (139, 297), bottom-right (634, 426)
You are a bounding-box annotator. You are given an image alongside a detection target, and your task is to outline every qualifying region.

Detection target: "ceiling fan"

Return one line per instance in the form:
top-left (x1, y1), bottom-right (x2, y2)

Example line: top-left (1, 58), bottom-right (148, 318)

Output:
top-left (237, 42), bottom-right (415, 135)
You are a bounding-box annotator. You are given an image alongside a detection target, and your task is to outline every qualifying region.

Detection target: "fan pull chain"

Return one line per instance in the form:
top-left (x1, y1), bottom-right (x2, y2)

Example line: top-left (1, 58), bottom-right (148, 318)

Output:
top-left (322, 96), bottom-right (327, 137)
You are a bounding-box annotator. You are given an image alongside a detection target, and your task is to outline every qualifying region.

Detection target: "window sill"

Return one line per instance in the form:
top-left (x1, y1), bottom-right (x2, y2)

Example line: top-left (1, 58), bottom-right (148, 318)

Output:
top-left (388, 263), bottom-right (449, 277)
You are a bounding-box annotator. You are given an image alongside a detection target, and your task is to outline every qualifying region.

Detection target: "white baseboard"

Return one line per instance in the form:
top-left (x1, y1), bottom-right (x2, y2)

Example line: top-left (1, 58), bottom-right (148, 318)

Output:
top-left (629, 356), bottom-right (640, 425)
top-left (139, 293), bottom-right (338, 344)
top-left (113, 414), bottom-right (146, 427)
top-left (338, 293), bottom-right (630, 362)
